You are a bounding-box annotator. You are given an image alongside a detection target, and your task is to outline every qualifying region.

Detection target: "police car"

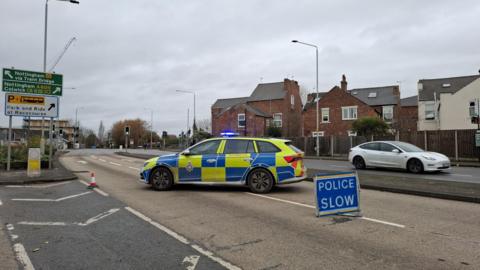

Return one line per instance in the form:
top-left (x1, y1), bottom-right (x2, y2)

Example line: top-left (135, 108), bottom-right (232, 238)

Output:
top-left (140, 137), bottom-right (306, 193)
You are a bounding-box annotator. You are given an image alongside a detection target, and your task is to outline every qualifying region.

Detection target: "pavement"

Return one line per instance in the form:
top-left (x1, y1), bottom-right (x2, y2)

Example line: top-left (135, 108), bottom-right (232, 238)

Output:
top-left (115, 150), bottom-right (480, 204)
top-left (0, 152), bottom-right (77, 185)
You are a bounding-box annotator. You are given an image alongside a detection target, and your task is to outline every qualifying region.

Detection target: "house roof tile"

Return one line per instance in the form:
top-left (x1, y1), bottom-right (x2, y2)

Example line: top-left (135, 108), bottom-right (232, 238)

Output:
top-left (418, 75), bottom-right (480, 101)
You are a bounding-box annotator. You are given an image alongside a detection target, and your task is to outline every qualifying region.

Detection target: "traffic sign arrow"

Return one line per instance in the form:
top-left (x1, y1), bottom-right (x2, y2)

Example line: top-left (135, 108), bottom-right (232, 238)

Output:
top-left (48, 103), bottom-right (55, 111)
top-left (4, 70), bottom-right (13, 79)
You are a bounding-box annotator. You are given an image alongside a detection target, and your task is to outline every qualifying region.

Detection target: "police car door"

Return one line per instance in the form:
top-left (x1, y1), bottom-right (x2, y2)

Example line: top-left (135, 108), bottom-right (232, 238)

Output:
top-left (178, 139), bottom-right (221, 182)
top-left (223, 139), bottom-right (255, 182)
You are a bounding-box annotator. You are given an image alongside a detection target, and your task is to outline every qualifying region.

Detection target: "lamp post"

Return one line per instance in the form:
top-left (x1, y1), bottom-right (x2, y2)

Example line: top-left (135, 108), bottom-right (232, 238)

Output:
top-left (144, 108), bottom-right (154, 149)
top-left (176, 90), bottom-right (196, 139)
top-left (292, 39), bottom-right (319, 156)
top-left (43, 0), bottom-right (79, 168)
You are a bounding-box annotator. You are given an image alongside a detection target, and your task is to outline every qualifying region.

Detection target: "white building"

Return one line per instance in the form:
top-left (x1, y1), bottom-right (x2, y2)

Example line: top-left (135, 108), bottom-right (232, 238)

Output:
top-left (417, 74), bottom-right (480, 131)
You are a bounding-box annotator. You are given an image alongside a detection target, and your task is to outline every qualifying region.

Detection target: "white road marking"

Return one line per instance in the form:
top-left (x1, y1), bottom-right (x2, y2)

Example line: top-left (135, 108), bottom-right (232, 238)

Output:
top-left (90, 155), bottom-right (98, 159)
top-left (6, 182), bottom-right (71, 188)
top-left (329, 165), bottom-right (349, 168)
top-left (125, 206), bottom-right (241, 270)
top-left (11, 234), bottom-right (18, 240)
top-left (12, 191), bottom-right (92, 202)
top-left (6, 223), bottom-right (14, 231)
top-left (99, 159), bottom-right (107, 162)
top-left (182, 255), bottom-right (200, 270)
top-left (13, 243), bottom-right (35, 270)
top-left (128, 166), bottom-right (141, 171)
top-left (18, 222), bottom-right (67, 226)
top-left (247, 192), bottom-right (315, 208)
top-left (0, 199), bottom-right (2, 206)
top-left (246, 193), bottom-right (405, 229)
top-left (76, 208), bottom-right (120, 226)
top-left (109, 162), bottom-right (121, 166)
top-left (77, 160), bottom-right (88, 164)
top-left (78, 180), bottom-right (109, 196)
top-left (18, 209), bottom-right (120, 227)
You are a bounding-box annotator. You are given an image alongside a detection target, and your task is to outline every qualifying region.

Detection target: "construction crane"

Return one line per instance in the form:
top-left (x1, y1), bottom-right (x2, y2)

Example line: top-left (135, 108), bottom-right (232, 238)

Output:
top-left (48, 37), bottom-right (77, 72)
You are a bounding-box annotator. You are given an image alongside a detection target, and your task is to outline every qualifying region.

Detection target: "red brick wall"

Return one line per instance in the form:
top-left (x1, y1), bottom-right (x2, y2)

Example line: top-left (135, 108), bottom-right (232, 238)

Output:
top-left (398, 106), bottom-right (418, 132)
top-left (211, 105), bottom-right (266, 136)
top-left (302, 86), bottom-right (379, 136)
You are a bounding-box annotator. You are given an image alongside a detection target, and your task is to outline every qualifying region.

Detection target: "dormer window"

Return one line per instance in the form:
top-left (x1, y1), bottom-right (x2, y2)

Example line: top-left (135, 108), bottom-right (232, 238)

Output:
top-left (442, 83), bottom-right (451, 88)
top-left (368, 92), bottom-right (377, 98)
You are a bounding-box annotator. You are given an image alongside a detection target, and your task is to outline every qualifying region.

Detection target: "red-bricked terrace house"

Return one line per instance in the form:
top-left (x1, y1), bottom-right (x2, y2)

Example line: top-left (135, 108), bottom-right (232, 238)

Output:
top-left (211, 79), bottom-right (303, 137)
top-left (398, 95), bottom-right (418, 132)
top-left (302, 75), bottom-right (401, 137)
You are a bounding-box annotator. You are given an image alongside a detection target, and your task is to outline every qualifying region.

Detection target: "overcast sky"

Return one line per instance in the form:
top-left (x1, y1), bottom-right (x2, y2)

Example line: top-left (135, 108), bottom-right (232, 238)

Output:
top-left (1, 0), bottom-right (479, 134)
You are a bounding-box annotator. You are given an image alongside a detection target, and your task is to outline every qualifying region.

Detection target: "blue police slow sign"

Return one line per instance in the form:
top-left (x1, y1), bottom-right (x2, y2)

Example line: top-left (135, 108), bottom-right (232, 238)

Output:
top-left (314, 172), bottom-right (360, 216)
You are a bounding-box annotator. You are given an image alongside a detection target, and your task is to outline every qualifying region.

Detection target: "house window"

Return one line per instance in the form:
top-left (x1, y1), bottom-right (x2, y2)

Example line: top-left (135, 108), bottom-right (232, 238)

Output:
top-left (424, 101), bottom-right (435, 120)
top-left (321, 108), bottom-right (330, 123)
top-left (342, 106), bottom-right (358, 120)
top-left (312, 131), bottom-right (324, 137)
top-left (273, 113), bottom-right (282, 127)
top-left (382, 106), bottom-right (394, 122)
top-left (238, 113), bottom-right (246, 128)
top-left (290, 94), bottom-right (295, 108)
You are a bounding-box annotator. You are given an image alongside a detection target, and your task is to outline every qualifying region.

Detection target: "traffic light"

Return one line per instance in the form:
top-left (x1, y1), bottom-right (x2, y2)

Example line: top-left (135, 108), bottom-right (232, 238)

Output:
top-left (124, 126), bottom-right (130, 135)
top-left (52, 124), bottom-right (56, 131)
top-left (59, 129), bottom-right (63, 136)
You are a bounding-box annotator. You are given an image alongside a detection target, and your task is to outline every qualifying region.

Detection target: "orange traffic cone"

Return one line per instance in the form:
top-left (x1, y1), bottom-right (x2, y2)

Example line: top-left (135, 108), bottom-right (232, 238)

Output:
top-left (87, 172), bottom-right (98, 189)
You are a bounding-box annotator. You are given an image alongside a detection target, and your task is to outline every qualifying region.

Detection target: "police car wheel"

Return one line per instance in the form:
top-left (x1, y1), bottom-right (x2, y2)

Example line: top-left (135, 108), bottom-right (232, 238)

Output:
top-left (150, 167), bottom-right (173, 191)
top-left (248, 168), bottom-right (274, 194)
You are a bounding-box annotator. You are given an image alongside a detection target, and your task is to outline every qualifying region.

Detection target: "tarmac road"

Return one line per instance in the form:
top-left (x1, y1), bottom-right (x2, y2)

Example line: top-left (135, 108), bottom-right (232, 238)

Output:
top-left (47, 150), bottom-right (480, 269)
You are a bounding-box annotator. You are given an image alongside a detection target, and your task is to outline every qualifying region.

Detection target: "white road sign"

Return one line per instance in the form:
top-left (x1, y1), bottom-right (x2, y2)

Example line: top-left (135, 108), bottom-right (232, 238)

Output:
top-left (4, 93), bottom-right (59, 118)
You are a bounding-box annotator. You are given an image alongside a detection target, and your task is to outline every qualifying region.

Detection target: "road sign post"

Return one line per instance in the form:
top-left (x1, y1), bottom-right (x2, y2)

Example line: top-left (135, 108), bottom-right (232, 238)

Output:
top-left (7, 116), bottom-right (12, 171)
top-left (314, 172), bottom-right (360, 217)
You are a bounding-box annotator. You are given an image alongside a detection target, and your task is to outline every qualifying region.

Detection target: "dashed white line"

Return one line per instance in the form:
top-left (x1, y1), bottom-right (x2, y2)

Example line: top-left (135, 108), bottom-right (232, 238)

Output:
top-left (13, 243), bottom-right (35, 270)
top-left (99, 159), bottom-right (107, 162)
top-left (246, 192), bottom-right (405, 229)
top-left (125, 206), bottom-right (241, 270)
top-left (0, 199), bottom-right (2, 206)
top-left (17, 222), bottom-right (67, 226)
top-left (76, 208), bottom-right (120, 226)
top-left (109, 162), bottom-right (121, 166)
top-left (128, 166), bottom-right (141, 171)
top-left (77, 160), bottom-right (88, 164)
top-left (78, 180), bottom-right (109, 196)
top-left (12, 191), bottom-right (92, 202)
top-left (6, 223), bottom-right (14, 231)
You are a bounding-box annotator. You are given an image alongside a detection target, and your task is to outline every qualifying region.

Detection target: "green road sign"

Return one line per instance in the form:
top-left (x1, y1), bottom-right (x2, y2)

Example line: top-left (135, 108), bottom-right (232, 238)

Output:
top-left (2, 68), bottom-right (63, 96)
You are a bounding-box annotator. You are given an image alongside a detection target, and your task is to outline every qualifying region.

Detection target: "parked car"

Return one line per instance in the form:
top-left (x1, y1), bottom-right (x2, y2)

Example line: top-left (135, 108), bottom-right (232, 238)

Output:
top-left (140, 137), bottom-right (307, 193)
top-left (348, 141), bottom-right (450, 173)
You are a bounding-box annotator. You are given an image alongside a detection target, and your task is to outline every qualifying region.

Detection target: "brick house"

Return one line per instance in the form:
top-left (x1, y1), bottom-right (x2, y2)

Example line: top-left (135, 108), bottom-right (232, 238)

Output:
top-left (398, 95), bottom-right (418, 132)
top-left (302, 75), bottom-right (402, 136)
top-left (211, 79), bottom-right (303, 137)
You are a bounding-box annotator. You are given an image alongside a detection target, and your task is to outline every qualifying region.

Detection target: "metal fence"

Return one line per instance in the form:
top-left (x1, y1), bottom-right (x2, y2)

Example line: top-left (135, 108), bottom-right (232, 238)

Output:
top-left (286, 129), bottom-right (480, 161)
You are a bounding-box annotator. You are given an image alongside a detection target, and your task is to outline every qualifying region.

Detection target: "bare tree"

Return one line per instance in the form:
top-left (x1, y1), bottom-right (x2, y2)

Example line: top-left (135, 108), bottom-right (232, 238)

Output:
top-left (299, 84), bottom-right (310, 106)
top-left (197, 118), bottom-right (211, 133)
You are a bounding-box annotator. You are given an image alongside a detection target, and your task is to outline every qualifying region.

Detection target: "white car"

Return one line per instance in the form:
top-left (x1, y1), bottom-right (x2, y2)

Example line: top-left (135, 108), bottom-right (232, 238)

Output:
top-left (348, 141), bottom-right (451, 173)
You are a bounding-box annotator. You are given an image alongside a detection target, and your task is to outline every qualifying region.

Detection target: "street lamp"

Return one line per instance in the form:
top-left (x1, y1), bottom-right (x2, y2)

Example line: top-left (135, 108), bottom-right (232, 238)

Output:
top-left (176, 90), bottom-right (196, 139)
top-left (43, 0), bottom-right (79, 168)
top-left (291, 39), bottom-right (320, 156)
top-left (144, 108), bottom-right (154, 149)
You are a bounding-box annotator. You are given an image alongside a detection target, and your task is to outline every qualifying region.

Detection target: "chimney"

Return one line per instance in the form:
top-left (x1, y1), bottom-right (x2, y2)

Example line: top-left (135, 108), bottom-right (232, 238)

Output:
top-left (341, 74), bottom-right (348, 91)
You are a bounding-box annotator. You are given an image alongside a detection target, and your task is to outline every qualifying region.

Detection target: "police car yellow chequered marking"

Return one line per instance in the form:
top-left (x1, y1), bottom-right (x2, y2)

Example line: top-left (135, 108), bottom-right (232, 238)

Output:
top-left (225, 153), bottom-right (251, 167)
top-left (202, 167), bottom-right (226, 182)
top-left (178, 155), bottom-right (202, 168)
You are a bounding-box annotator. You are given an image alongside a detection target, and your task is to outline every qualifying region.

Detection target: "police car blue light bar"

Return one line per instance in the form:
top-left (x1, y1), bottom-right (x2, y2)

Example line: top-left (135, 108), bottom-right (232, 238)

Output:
top-left (220, 131), bottom-right (239, 137)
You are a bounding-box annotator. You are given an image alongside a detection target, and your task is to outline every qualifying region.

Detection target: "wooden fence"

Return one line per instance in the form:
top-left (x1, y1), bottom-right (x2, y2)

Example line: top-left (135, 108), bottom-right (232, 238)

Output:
top-left (286, 129), bottom-right (480, 160)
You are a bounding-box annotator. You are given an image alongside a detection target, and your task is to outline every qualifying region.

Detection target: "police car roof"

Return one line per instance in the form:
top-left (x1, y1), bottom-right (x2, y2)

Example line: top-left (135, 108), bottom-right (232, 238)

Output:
top-left (212, 137), bottom-right (290, 142)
